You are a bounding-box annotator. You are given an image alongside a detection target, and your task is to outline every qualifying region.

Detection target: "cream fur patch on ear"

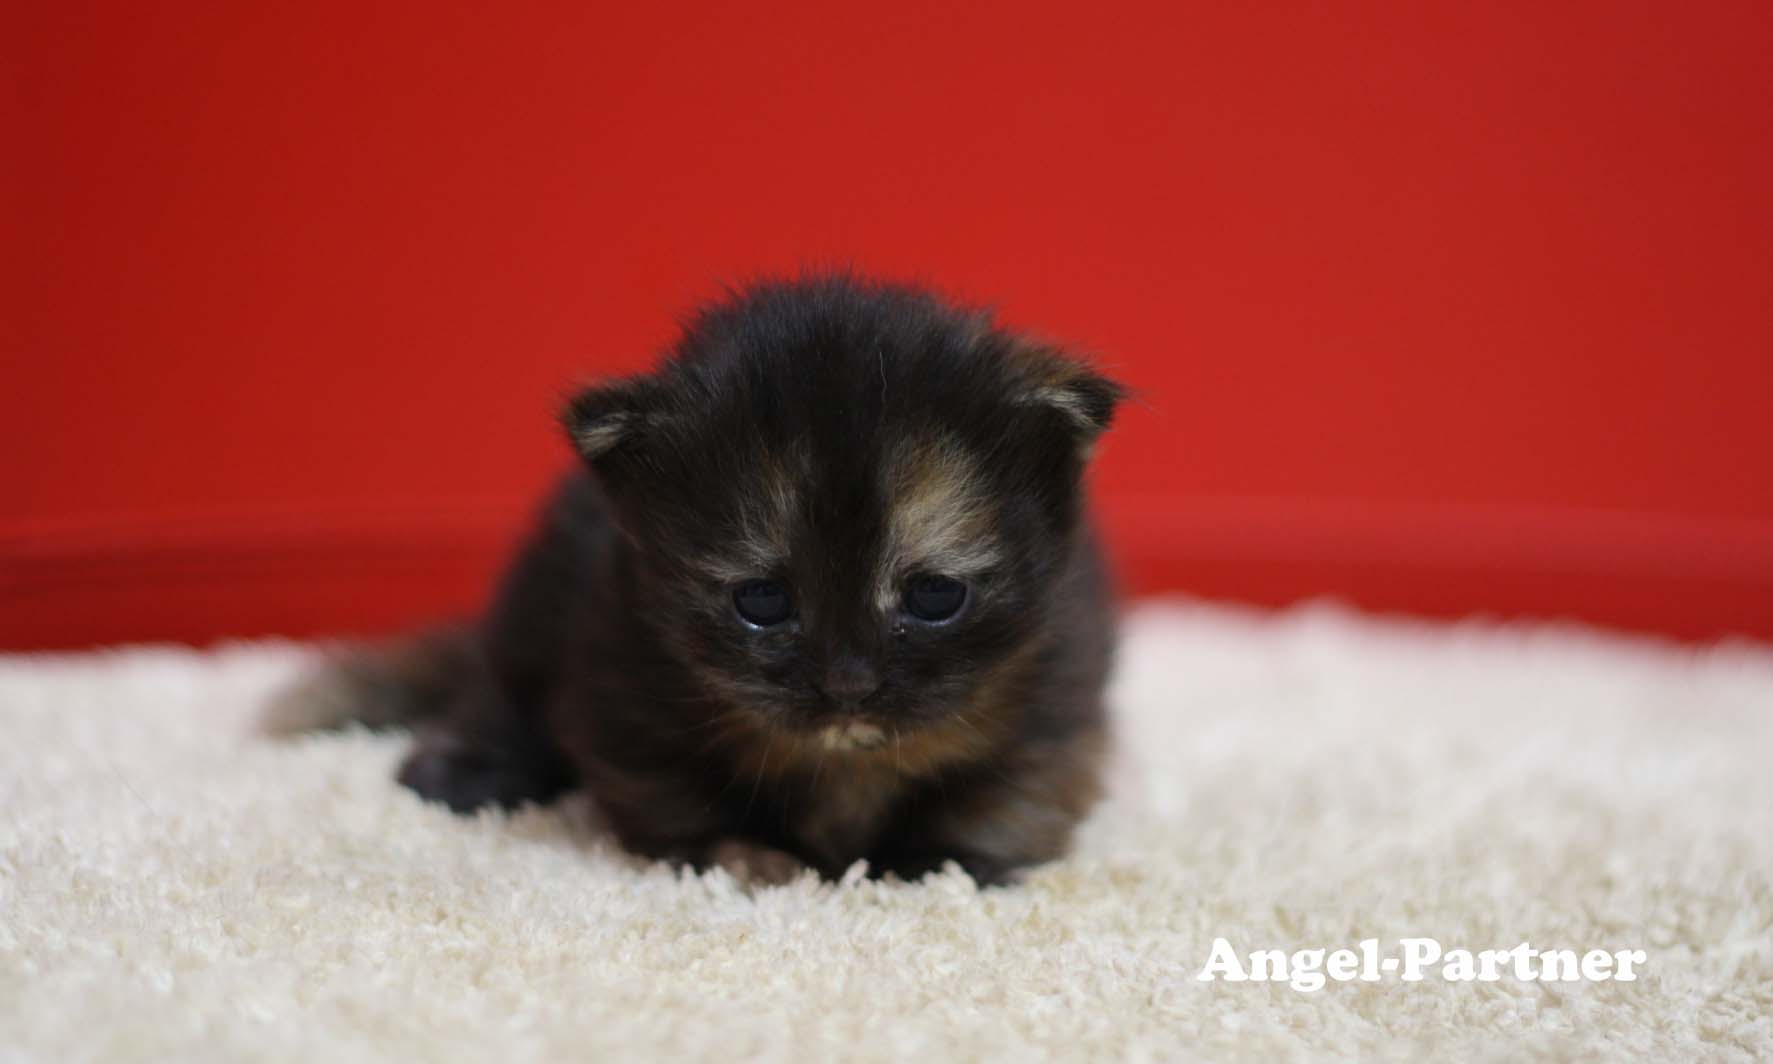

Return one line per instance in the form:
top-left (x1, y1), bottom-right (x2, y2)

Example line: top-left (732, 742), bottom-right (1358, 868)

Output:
top-left (1007, 344), bottom-right (1124, 442)
top-left (562, 375), bottom-right (661, 462)
top-left (1023, 382), bottom-right (1100, 434)
top-left (876, 436), bottom-right (1003, 611)
top-left (569, 412), bottom-right (636, 459)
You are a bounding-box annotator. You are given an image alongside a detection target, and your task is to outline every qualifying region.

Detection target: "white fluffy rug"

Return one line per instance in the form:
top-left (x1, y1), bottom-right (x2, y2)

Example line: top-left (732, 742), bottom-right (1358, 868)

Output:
top-left (3, 601), bottom-right (1771, 1062)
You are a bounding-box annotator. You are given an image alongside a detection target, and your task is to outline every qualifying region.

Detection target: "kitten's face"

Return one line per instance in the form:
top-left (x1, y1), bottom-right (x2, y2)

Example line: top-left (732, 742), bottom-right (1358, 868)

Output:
top-left (566, 280), bottom-right (1120, 749)
top-left (630, 431), bottom-right (1048, 747)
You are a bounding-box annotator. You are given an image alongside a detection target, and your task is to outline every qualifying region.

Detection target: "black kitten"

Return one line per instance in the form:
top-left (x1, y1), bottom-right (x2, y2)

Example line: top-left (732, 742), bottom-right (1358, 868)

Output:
top-left (268, 275), bottom-right (1123, 886)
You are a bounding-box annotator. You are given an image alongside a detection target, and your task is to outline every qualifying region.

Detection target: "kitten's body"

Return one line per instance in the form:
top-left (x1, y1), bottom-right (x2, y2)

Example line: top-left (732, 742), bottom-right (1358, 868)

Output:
top-left (271, 277), bottom-right (1121, 885)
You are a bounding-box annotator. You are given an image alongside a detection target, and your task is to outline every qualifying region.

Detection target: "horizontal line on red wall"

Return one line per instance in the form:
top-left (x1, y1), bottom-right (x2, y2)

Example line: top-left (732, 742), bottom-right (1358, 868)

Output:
top-left (2, 495), bottom-right (1771, 647)
top-left (0, 499), bottom-right (530, 590)
top-left (1100, 493), bottom-right (1773, 582)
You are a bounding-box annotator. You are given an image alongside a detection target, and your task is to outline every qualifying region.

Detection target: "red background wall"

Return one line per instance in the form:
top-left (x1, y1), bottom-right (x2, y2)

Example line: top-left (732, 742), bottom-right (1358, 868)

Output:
top-left (6, 0), bottom-right (1772, 649)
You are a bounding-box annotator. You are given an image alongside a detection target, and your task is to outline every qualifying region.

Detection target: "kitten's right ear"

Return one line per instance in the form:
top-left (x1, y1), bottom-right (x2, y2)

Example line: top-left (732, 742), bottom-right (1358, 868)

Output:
top-left (561, 376), bottom-right (660, 462)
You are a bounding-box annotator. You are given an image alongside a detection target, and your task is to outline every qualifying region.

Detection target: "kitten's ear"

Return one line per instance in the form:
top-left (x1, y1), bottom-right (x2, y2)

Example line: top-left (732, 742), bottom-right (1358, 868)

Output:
top-left (1015, 351), bottom-right (1125, 447)
top-left (561, 376), bottom-right (661, 462)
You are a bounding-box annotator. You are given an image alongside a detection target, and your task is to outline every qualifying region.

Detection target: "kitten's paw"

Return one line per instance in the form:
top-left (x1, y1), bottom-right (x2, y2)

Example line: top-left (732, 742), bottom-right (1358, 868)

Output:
top-left (396, 735), bottom-right (568, 814)
top-left (706, 839), bottom-right (807, 886)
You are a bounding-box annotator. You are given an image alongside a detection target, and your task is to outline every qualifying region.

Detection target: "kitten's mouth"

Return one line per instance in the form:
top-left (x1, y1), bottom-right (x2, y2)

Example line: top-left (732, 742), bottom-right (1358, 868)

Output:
top-left (816, 717), bottom-right (889, 752)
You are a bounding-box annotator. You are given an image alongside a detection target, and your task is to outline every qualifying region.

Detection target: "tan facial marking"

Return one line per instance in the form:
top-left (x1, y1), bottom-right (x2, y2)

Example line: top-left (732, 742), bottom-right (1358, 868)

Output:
top-left (694, 449), bottom-right (803, 583)
top-left (877, 436), bottom-right (1002, 611)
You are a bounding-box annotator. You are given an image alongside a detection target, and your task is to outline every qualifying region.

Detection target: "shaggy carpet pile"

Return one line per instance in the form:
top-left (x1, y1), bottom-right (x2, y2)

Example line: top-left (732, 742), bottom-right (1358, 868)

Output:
top-left (2, 601), bottom-right (1770, 1062)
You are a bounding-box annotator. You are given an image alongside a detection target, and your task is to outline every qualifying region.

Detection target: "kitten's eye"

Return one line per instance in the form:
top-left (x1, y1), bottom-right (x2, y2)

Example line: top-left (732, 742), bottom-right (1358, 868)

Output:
top-left (733, 580), bottom-right (792, 627)
top-left (903, 574), bottom-right (967, 623)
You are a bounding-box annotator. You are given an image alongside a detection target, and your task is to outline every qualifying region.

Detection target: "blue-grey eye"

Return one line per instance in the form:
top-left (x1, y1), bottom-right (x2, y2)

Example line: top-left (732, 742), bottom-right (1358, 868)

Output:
top-left (733, 580), bottom-right (791, 626)
top-left (904, 574), bottom-right (966, 622)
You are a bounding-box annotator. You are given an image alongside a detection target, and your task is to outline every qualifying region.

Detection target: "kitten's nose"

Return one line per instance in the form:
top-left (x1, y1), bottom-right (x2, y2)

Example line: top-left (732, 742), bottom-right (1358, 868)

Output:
top-left (820, 656), bottom-right (881, 705)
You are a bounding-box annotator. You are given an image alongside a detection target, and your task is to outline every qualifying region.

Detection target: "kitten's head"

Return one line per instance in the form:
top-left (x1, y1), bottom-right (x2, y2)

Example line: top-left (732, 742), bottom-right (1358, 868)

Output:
top-left (564, 277), bottom-right (1121, 751)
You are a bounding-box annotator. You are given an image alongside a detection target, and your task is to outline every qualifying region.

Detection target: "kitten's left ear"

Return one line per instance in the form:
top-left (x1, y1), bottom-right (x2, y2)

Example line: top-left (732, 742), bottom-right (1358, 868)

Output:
top-left (561, 375), bottom-right (661, 462)
top-left (1015, 351), bottom-right (1125, 447)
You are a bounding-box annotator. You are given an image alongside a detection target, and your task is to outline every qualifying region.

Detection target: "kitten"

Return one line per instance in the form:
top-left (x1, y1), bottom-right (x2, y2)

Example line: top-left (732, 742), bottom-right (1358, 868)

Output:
top-left (267, 275), bottom-right (1123, 886)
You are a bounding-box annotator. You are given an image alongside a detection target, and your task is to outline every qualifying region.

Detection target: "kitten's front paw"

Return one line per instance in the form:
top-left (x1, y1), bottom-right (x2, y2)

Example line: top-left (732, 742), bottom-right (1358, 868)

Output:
top-left (706, 839), bottom-right (807, 886)
top-left (397, 735), bottom-right (569, 814)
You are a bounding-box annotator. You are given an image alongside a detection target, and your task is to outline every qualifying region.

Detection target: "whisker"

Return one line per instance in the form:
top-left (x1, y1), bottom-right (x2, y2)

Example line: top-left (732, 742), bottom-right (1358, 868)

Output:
top-left (697, 722), bottom-right (755, 758)
top-left (947, 713), bottom-right (994, 753)
top-left (665, 709), bottom-right (751, 739)
top-left (939, 711), bottom-right (1036, 794)
top-left (743, 732), bottom-right (774, 822)
top-left (808, 744), bottom-right (829, 798)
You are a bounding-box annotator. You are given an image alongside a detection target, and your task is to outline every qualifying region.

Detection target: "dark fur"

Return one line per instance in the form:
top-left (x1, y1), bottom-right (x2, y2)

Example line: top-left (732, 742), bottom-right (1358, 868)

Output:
top-left (271, 276), bottom-right (1122, 885)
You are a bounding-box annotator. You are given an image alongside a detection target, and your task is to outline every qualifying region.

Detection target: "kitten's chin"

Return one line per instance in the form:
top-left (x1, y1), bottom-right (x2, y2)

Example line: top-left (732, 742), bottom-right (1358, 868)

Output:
top-left (815, 717), bottom-right (889, 752)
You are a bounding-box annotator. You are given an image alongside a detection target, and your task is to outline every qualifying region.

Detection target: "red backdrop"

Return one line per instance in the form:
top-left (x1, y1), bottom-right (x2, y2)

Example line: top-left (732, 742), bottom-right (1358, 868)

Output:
top-left (6, 0), bottom-right (1772, 649)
